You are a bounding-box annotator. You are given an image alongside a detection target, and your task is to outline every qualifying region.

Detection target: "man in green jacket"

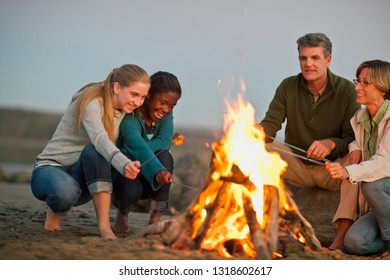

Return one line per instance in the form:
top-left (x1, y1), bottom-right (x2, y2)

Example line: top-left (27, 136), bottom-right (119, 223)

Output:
top-left (258, 33), bottom-right (361, 251)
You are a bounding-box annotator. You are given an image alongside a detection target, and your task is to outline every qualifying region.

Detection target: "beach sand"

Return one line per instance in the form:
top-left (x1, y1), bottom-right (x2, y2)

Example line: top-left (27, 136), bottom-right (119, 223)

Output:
top-left (0, 181), bottom-right (225, 260)
top-left (1, 181), bottom-right (389, 261)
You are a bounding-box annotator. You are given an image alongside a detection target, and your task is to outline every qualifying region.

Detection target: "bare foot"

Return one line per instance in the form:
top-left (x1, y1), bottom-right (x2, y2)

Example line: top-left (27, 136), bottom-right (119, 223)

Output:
top-left (113, 211), bottom-right (129, 233)
top-left (44, 208), bottom-right (62, 231)
top-left (329, 241), bottom-right (345, 251)
top-left (329, 218), bottom-right (353, 251)
top-left (99, 227), bottom-right (117, 240)
top-left (148, 211), bottom-right (163, 225)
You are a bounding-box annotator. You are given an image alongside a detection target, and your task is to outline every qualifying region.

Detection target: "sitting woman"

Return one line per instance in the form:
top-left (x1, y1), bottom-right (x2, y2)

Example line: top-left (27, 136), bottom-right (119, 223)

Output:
top-left (112, 71), bottom-right (182, 232)
top-left (325, 59), bottom-right (390, 255)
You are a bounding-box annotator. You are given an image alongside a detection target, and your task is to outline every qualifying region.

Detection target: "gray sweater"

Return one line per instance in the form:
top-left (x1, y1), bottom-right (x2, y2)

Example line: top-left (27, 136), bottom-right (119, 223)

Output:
top-left (35, 91), bottom-right (131, 175)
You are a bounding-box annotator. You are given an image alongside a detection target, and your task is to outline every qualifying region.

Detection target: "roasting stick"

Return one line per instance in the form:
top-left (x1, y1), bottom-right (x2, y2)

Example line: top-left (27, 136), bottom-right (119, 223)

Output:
top-left (266, 135), bottom-right (307, 154)
top-left (266, 135), bottom-right (332, 164)
top-left (269, 146), bottom-right (325, 166)
top-left (140, 149), bottom-right (165, 167)
top-left (173, 182), bottom-right (199, 190)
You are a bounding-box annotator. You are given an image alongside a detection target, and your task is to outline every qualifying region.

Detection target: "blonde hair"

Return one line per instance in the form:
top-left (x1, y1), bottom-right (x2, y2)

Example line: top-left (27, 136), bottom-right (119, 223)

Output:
top-left (356, 59), bottom-right (390, 100)
top-left (74, 64), bottom-right (150, 141)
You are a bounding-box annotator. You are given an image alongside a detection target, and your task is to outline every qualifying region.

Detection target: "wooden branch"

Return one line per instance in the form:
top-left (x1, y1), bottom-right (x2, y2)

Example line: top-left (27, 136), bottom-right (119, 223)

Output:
top-left (161, 214), bottom-right (195, 250)
top-left (192, 164), bottom-right (253, 247)
top-left (220, 164), bottom-right (256, 192)
top-left (263, 185), bottom-right (279, 255)
top-left (136, 219), bottom-right (172, 237)
top-left (280, 191), bottom-right (322, 251)
top-left (242, 191), bottom-right (273, 259)
top-left (192, 180), bottom-right (231, 247)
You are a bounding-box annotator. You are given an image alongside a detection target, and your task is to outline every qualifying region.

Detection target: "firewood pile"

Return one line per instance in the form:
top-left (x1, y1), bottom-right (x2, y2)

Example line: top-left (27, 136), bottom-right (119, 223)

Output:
top-left (141, 145), bottom-right (322, 259)
top-left (140, 96), bottom-right (322, 259)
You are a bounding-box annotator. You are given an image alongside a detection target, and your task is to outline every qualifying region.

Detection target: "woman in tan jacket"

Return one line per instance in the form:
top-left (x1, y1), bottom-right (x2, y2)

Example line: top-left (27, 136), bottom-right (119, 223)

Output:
top-left (325, 59), bottom-right (390, 255)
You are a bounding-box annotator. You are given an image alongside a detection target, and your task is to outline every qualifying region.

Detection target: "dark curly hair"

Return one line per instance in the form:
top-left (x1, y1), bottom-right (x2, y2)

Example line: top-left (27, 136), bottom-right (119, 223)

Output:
top-left (148, 71), bottom-right (182, 98)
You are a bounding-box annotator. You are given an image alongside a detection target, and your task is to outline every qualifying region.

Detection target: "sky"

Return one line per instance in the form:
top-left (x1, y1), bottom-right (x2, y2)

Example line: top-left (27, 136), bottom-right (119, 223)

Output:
top-left (1, 0), bottom-right (389, 130)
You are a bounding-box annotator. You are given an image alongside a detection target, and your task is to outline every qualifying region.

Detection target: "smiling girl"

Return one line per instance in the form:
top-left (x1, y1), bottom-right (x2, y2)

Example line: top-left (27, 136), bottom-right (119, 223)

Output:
top-left (112, 71), bottom-right (182, 232)
top-left (31, 64), bottom-right (150, 240)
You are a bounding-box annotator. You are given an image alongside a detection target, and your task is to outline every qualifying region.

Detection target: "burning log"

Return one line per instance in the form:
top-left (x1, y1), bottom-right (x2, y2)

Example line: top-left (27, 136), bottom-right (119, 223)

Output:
top-left (191, 180), bottom-right (231, 246)
top-left (279, 190), bottom-right (322, 251)
top-left (242, 187), bottom-right (273, 259)
top-left (154, 162), bottom-right (321, 259)
top-left (144, 96), bottom-right (322, 259)
top-left (262, 185), bottom-right (280, 255)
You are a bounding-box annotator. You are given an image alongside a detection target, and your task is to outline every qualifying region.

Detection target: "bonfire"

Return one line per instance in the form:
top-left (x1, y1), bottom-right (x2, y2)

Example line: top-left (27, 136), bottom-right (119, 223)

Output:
top-left (145, 95), bottom-right (321, 259)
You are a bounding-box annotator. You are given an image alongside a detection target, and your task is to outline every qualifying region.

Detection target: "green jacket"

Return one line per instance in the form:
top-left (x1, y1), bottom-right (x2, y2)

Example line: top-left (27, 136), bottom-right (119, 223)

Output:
top-left (117, 110), bottom-right (174, 190)
top-left (260, 69), bottom-right (361, 161)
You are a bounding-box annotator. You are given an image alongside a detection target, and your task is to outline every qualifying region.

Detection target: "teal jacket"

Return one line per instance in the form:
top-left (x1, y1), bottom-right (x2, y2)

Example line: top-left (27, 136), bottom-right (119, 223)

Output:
top-left (117, 110), bottom-right (174, 190)
top-left (260, 69), bottom-right (361, 161)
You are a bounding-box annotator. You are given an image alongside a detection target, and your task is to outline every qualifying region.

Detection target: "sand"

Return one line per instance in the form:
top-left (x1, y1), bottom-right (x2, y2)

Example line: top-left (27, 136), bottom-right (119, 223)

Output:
top-left (0, 182), bottom-right (223, 260)
top-left (1, 181), bottom-right (389, 261)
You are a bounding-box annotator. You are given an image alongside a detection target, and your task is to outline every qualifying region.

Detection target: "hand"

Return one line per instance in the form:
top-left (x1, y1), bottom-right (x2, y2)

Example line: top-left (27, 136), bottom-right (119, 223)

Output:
top-left (155, 169), bottom-right (173, 185)
top-left (124, 161), bottom-right (141, 179)
top-left (349, 150), bottom-right (362, 164)
top-left (307, 139), bottom-right (336, 161)
top-left (325, 162), bottom-right (348, 180)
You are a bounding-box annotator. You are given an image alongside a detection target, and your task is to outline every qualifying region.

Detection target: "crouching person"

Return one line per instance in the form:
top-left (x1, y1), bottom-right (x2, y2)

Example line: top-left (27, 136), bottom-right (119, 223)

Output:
top-left (112, 71), bottom-right (182, 231)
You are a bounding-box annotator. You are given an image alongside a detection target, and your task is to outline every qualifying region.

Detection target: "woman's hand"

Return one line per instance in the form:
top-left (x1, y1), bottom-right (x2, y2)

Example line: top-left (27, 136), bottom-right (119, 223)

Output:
top-left (124, 161), bottom-right (141, 179)
top-left (155, 170), bottom-right (173, 185)
top-left (325, 162), bottom-right (349, 180)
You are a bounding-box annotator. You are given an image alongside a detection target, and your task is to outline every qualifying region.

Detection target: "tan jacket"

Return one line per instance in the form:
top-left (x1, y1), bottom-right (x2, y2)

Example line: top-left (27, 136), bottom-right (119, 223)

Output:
top-left (346, 105), bottom-right (390, 182)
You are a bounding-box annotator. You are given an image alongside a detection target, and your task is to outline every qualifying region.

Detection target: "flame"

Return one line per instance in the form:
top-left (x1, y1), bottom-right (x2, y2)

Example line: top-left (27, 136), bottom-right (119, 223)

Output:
top-left (272, 251), bottom-right (284, 258)
top-left (172, 133), bottom-right (185, 146)
top-left (297, 232), bottom-right (306, 244)
top-left (190, 94), bottom-right (290, 258)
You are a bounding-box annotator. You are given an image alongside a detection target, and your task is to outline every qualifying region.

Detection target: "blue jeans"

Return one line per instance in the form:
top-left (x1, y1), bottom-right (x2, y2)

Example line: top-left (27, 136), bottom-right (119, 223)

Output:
top-left (31, 144), bottom-right (113, 214)
top-left (112, 150), bottom-right (173, 215)
top-left (344, 178), bottom-right (390, 255)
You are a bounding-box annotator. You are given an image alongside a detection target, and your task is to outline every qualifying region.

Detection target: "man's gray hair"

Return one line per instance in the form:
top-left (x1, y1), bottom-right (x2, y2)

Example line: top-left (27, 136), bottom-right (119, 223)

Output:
top-left (296, 33), bottom-right (332, 57)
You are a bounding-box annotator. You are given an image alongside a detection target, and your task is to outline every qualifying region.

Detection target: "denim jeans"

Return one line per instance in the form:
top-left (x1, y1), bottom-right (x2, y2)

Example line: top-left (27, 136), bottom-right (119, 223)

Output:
top-left (344, 178), bottom-right (390, 255)
top-left (31, 144), bottom-right (113, 214)
top-left (112, 149), bottom-right (173, 215)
